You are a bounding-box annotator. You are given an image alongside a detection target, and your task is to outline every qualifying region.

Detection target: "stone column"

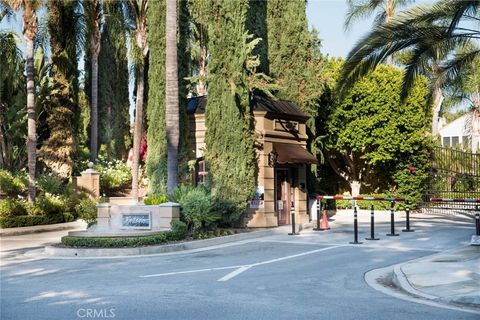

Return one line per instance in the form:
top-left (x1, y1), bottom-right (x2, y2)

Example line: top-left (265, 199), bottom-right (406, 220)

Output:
top-left (76, 162), bottom-right (100, 199)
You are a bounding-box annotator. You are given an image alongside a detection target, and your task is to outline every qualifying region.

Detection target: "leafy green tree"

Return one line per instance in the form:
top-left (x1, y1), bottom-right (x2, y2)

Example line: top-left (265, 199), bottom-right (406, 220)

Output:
top-left (326, 64), bottom-right (430, 200)
top-left (341, 0), bottom-right (480, 136)
top-left (204, 0), bottom-right (256, 205)
top-left (41, 0), bottom-right (79, 179)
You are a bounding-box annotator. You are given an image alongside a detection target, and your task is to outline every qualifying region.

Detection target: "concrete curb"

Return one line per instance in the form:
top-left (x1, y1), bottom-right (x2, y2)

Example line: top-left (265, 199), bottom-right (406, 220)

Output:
top-left (45, 226), bottom-right (291, 257)
top-left (0, 220), bottom-right (87, 237)
top-left (392, 264), bottom-right (438, 300)
top-left (390, 246), bottom-right (480, 310)
top-left (365, 266), bottom-right (480, 315)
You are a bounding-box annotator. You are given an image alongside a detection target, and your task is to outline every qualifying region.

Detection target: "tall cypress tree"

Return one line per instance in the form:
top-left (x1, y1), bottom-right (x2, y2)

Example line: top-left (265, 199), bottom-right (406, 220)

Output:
top-left (98, 21), bottom-right (130, 160)
top-left (267, 0), bottom-right (314, 114)
top-left (146, 0), bottom-right (190, 194)
top-left (146, 0), bottom-right (167, 194)
top-left (204, 0), bottom-right (256, 204)
top-left (267, 0), bottom-right (325, 190)
top-left (41, 0), bottom-right (78, 179)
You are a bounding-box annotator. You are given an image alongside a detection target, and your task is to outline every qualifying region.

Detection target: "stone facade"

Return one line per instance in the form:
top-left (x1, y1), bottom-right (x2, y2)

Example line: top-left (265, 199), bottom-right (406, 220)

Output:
top-left (188, 96), bottom-right (316, 228)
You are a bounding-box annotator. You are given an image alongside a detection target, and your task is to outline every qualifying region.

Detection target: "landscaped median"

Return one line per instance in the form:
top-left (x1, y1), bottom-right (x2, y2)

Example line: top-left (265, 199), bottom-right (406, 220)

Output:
top-left (60, 224), bottom-right (233, 248)
top-left (46, 226), bottom-right (290, 257)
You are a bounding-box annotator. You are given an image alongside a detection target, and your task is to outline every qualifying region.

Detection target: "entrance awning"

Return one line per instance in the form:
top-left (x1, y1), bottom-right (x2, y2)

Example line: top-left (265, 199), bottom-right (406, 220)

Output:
top-left (272, 143), bottom-right (318, 165)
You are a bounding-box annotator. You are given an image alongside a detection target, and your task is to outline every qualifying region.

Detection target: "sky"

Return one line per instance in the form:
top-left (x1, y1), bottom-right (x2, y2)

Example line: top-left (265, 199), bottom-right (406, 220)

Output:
top-left (306, 0), bottom-right (374, 58)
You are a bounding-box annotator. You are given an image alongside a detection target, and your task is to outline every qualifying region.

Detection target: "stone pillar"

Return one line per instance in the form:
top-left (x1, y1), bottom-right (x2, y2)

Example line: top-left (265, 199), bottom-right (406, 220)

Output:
top-left (76, 162), bottom-right (100, 199)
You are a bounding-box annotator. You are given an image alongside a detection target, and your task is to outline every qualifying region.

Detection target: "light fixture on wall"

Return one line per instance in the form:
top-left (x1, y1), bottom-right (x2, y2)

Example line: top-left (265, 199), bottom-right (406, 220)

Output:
top-left (268, 150), bottom-right (278, 167)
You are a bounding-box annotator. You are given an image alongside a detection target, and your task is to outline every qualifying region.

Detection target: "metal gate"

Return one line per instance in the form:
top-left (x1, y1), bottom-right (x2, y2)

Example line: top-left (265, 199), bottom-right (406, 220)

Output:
top-left (423, 146), bottom-right (480, 215)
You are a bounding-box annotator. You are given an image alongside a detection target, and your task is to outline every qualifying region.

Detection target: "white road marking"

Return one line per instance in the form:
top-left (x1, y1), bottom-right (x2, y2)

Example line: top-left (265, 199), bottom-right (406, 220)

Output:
top-left (140, 245), bottom-right (344, 280)
top-left (140, 265), bottom-right (243, 278)
top-left (217, 266), bottom-right (252, 282)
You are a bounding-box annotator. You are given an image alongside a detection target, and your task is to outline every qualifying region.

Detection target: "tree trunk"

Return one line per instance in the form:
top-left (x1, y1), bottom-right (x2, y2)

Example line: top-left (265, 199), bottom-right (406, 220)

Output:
top-left (0, 101), bottom-right (7, 167)
top-left (132, 57), bottom-right (145, 203)
top-left (431, 86), bottom-right (444, 137)
top-left (90, 38), bottom-right (100, 161)
top-left (166, 0), bottom-right (179, 195)
top-left (350, 180), bottom-right (361, 197)
top-left (25, 37), bottom-right (37, 202)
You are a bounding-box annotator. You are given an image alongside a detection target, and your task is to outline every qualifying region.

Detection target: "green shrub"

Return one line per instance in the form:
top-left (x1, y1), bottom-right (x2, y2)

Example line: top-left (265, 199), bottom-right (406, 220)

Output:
top-left (61, 232), bottom-right (168, 248)
top-left (211, 197), bottom-right (246, 227)
top-left (144, 194), bottom-right (168, 205)
top-left (193, 228), bottom-right (233, 240)
top-left (0, 199), bottom-right (27, 217)
top-left (24, 202), bottom-right (44, 216)
top-left (75, 198), bottom-right (97, 227)
top-left (180, 187), bottom-right (219, 232)
top-left (0, 170), bottom-right (27, 196)
top-left (167, 220), bottom-right (188, 240)
top-left (63, 212), bottom-right (76, 222)
top-left (37, 174), bottom-right (66, 195)
top-left (36, 194), bottom-right (68, 215)
top-left (170, 184), bottom-right (194, 204)
top-left (0, 214), bottom-right (64, 228)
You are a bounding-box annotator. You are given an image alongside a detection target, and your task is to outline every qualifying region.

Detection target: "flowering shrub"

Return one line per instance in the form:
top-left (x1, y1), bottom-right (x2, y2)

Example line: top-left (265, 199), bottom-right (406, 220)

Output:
top-left (94, 159), bottom-right (132, 194)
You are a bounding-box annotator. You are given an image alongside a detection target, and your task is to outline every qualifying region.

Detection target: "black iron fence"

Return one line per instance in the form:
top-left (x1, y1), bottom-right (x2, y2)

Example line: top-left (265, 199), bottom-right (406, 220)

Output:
top-left (423, 146), bottom-right (480, 215)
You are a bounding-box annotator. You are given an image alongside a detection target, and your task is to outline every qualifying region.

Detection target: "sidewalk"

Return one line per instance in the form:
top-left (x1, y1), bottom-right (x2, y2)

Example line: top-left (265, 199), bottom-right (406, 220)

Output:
top-left (0, 220), bottom-right (87, 236)
top-left (394, 245), bottom-right (480, 309)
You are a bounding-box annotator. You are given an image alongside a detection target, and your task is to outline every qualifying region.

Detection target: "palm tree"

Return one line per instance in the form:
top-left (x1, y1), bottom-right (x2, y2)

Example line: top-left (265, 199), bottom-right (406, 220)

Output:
top-left (345, 0), bottom-right (414, 64)
top-left (341, 0), bottom-right (480, 136)
top-left (0, 31), bottom-right (24, 169)
top-left (126, 0), bottom-right (148, 203)
top-left (4, 0), bottom-right (40, 202)
top-left (166, 0), bottom-right (179, 195)
top-left (84, 0), bottom-right (102, 162)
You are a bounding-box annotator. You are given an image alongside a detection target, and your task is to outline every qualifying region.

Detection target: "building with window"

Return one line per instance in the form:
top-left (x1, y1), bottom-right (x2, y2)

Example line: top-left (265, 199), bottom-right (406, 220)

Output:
top-left (439, 112), bottom-right (480, 152)
top-left (187, 95), bottom-right (318, 228)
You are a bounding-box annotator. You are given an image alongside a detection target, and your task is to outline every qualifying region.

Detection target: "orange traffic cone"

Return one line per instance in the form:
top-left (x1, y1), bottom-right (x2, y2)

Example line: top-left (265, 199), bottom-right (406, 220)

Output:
top-left (320, 210), bottom-right (330, 230)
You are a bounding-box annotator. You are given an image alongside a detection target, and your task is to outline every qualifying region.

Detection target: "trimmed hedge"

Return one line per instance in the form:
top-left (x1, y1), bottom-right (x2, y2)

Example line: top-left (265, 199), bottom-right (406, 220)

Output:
top-left (61, 232), bottom-right (169, 248)
top-left (0, 214), bottom-right (65, 228)
top-left (60, 222), bottom-right (236, 248)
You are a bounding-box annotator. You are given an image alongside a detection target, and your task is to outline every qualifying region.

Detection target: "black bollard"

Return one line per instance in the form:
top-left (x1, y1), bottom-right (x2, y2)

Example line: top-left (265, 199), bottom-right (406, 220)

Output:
top-left (350, 206), bottom-right (363, 244)
top-left (402, 200), bottom-right (415, 232)
top-left (313, 200), bottom-right (322, 231)
top-left (288, 204), bottom-right (299, 235)
top-left (365, 205), bottom-right (380, 240)
top-left (475, 213), bottom-right (480, 236)
top-left (386, 200), bottom-right (399, 236)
